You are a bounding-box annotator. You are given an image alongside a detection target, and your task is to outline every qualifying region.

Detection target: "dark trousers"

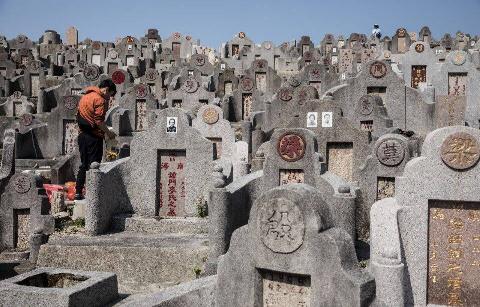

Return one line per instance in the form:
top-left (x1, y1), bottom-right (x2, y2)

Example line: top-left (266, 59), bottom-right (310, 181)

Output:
top-left (76, 132), bottom-right (103, 194)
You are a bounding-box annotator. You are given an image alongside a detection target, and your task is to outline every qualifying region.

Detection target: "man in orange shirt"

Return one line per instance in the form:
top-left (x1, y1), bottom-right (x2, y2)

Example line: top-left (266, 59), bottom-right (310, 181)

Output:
top-left (75, 79), bottom-right (117, 200)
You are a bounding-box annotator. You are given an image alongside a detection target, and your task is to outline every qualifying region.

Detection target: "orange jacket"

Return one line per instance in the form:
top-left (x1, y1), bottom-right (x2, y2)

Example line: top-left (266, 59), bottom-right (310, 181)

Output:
top-left (77, 86), bottom-right (107, 137)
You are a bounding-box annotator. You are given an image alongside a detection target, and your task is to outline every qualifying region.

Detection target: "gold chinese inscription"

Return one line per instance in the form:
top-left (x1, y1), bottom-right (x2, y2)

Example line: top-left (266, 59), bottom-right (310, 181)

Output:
top-left (262, 270), bottom-right (311, 307)
top-left (427, 200), bottom-right (480, 306)
top-left (440, 132), bottom-right (480, 170)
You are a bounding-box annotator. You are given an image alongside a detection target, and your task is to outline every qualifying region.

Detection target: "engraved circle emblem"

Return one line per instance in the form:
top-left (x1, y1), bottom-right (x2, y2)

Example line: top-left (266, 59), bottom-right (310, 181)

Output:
top-left (415, 43), bottom-right (425, 53)
top-left (240, 77), bottom-right (254, 91)
top-left (111, 70), bottom-right (125, 84)
top-left (376, 138), bottom-right (405, 166)
top-left (383, 51), bottom-right (391, 59)
top-left (258, 197), bottom-right (305, 254)
top-left (13, 174), bottom-right (31, 194)
top-left (126, 36), bottom-right (134, 43)
top-left (452, 51), bottom-right (466, 66)
top-left (296, 89), bottom-right (309, 105)
top-left (194, 56), bottom-right (205, 66)
top-left (108, 49), bottom-right (118, 59)
top-left (397, 28), bottom-right (406, 38)
top-left (17, 35), bottom-right (26, 43)
top-left (92, 41), bottom-right (101, 50)
top-left (83, 65), bottom-right (100, 81)
top-left (264, 42), bottom-right (272, 50)
top-left (63, 95), bottom-right (79, 110)
top-left (27, 60), bottom-right (40, 72)
top-left (238, 32), bottom-right (246, 39)
top-left (145, 68), bottom-right (158, 81)
top-left (135, 84), bottom-right (148, 98)
top-left (173, 32), bottom-right (181, 39)
top-left (277, 133), bottom-right (306, 162)
top-left (359, 95), bottom-right (374, 115)
top-left (288, 76), bottom-right (301, 87)
top-left (369, 61), bottom-right (387, 78)
top-left (202, 107), bottom-right (219, 125)
top-left (13, 91), bottom-right (22, 99)
top-left (77, 60), bottom-right (87, 70)
top-left (440, 132), bottom-right (480, 170)
top-left (182, 78), bottom-right (198, 93)
top-left (303, 51), bottom-right (313, 61)
top-left (185, 35), bottom-right (192, 41)
top-left (20, 113), bottom-right (33, 126)
top-left (278, 88), bottom-right (293, 102)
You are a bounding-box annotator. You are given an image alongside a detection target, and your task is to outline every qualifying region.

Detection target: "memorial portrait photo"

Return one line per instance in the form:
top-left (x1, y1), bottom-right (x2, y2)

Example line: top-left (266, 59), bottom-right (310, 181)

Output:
top-left (166, 117), bottom-right (177, 133)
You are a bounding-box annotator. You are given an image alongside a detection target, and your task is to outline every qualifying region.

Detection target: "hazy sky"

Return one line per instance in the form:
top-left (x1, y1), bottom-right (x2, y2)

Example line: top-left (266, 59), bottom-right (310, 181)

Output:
top-left (0, 0), bottom-right (478, 48)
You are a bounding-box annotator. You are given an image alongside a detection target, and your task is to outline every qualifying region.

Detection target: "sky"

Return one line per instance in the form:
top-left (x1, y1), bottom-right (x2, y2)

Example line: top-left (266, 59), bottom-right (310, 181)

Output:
top-left (0, 0), bottom-right (478, 48)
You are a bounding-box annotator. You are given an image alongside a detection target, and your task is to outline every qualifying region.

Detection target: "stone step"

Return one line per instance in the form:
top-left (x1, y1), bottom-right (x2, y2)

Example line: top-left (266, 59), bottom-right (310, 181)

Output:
top-left (37, 231), bottom-right (209, 294)
top-left (111, 214), bottom-right (209, 235)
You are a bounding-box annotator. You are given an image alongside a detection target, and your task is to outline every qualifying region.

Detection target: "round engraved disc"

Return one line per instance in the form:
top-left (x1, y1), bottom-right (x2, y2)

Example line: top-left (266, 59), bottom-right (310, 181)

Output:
top-left (92, 41), bottom-right (101, 50)
top-left (13, 91), bottom-right (22, 99)
top-left (111, 70), bottom-right (125, 84)
top-left (309, 67), bottom-right (322, 80)
top-left (359, 95), bottom-right (374, 115)
top-left (259, 197), bottom-right (305, 254)
top-left (441, 132), bottom-right (480, 170)
top-left (278, 88), bottom-right (293, 102)
top-left (182, 78), bottom-right (198, 93)
top-left (135, 84), bottom-right (148, 98)
top-left (288, 76), bottom-right (301, 88)
top-left (240, 77), bottom-right (254, 91)
top-left (63, 95), bottom-right (79, 110)
top-left (202, 107), bottom-right (219, 125)
top-left (108, 49), bottom-right (118, 59)
top-left (369, 61), bottom-right (387, 78)
top-left (376, 138), bottom-right (405, 166)
top-left (13, 174), bottom-right (31, 194)
top-left (20, 113), bottom-right (33, 126)
top-left (194, 56), bottom-right (205, 66)
top-left (83, 65), bottom-right (100, 81)
top-left (452, 51), bottom-right (466, 66)
top-left (145, 68), bottom-right (158, 81)
top-left (415, 43), bottom-right (425, 53)
top-left (277, 133), bottom-right (306, 162)
top-left (238, 32), bottom-right (246, 39)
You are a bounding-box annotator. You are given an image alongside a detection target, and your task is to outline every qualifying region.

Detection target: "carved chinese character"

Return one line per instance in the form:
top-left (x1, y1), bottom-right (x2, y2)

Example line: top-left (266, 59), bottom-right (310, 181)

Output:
top-left (441, 132), bottom-right (480, 170)
top-left (277, 133), bottom-right (306, 162)
top-left (376, 139), bottom-right (405, 166)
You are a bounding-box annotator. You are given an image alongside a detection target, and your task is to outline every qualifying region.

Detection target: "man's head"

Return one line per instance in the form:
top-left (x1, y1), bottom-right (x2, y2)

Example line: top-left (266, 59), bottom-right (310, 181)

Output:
top-left (98, 79), bottom-right (117, 99)
top-left (308, 114), bottom-right (316, 121)
top-left (169, 118), bottom-right (176, 126)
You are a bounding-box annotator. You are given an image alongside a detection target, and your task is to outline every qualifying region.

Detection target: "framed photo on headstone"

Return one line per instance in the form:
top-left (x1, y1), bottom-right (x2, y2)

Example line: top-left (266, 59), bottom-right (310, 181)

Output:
top-left (322, 112), bottom-right (333, 127)
top-left (306, 112), bottom-right (318, 128)
top-left (166, 117), bottom-right (178, 134)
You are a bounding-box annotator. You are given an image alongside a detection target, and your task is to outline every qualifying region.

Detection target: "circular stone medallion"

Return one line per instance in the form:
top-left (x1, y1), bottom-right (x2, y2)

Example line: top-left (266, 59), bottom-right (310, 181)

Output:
top-left (182, 78), bottom-right (198, 93)
top-left (441, 132), bottom-right (480, 170)
top-left (240, 77), bottom-right (254, 91)
top-left (194, 56), bottom-right (205, 66)
top-left (370, 61), bottom-right (387, 78)
top-left (20, 113), bottom-right (33, 126)
top-left (136, 84), bottom-right (148, 98)
top-left (277, 133), bottom-right (306, 162)
top-left (92, 41), bottom-right (101, 50)
top-left (359, 95), bottom-right (374, 115)
top-left (112, 70), bottom-right (125, 84)
top-left (452, 51), bottom-right (466, 66)
top-left (63, 95), bottom-right (79, 110)
top-left (376, 138), bottom-right (405, 166)
top-left (259, 198), bottom-right (305, 254)
top-left (13, 174), bottom-right (31, 194)
top-left (108, 49), bottom-right (118, 59)
top-left (145, 68), bottom-right (158, 81)
top-left (238, 32), bottom-right (246, 39)
top-left (278, 88), bottom-right (293, 102)
top-left (415, 43), bottom-right (425, 53)
top-left (202, 107), bottom-right (219, 125)
top-left (83, 65), bottom-right (100, 81)
top-left (288, 76), bottom-right (301, 87)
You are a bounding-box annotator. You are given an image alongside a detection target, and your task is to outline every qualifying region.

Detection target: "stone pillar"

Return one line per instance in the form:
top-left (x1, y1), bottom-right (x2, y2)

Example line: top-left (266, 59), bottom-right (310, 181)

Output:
top-left (251, 128), bottom-right (265, 159)
top-left (29, 232), bottom-right (48, 264)
top-left (4, 79), bottom-right (10, 97)
top-left (371, 257), bottom-right (405, 306)
top-left (205, 165), bottom-right (229, 275)
top-left (58, 54), bottom-right (64, 66)
top-left (36, 87), bottom-right (45, 114)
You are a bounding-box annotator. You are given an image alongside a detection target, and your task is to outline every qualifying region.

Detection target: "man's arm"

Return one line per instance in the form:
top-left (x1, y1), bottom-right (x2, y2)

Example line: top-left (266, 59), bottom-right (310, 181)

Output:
top-left (94, 97), bottom-right (116, 139)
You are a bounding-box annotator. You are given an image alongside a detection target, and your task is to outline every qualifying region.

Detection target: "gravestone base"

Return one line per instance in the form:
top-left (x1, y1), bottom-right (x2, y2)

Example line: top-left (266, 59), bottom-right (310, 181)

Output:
top-left (0, 268), bottom-right (118, 307)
